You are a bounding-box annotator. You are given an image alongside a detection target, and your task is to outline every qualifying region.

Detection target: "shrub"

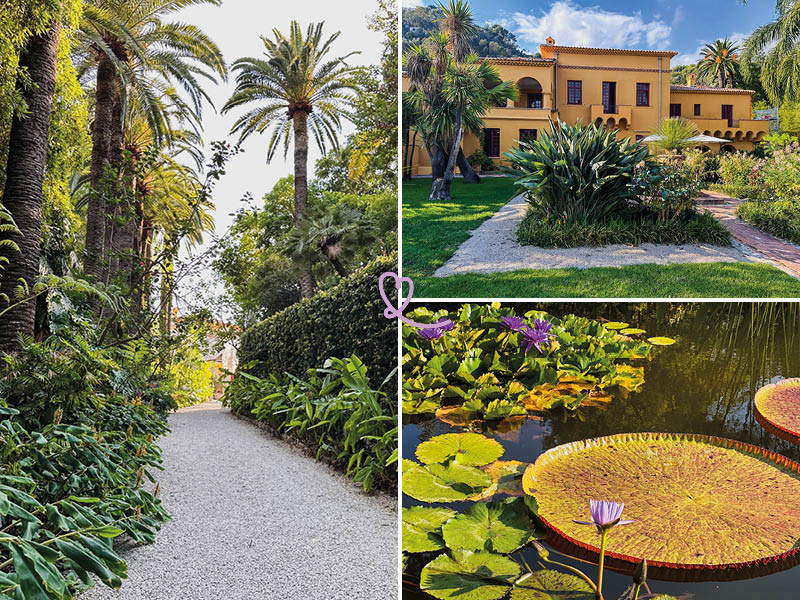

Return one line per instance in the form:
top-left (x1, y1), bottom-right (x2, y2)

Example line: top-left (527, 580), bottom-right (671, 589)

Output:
top-left (736, 199), bottom-right (800, 244)
top-left (224, 355), bottom-right (397, 493)
top-left (238, 254), bottom-right (397, 387)
top-left (504, 120), bottom-right (649, 224)
top-left (717, 152), bottom-right (762, 187)
top-left (466, 148), bottom-right (494, 171)
top-left (707, 182), bottom-right (766, 200)
top-left (761, 146), bottom-right (800, 201)
top-left (684, 149), bottom-right (719, 184)
top-left (649, 117), bottom-right (699, 153)
top-left (517, 210), bottom-right (730, 248)
top-left (633, 159), bottom-right (701, 221)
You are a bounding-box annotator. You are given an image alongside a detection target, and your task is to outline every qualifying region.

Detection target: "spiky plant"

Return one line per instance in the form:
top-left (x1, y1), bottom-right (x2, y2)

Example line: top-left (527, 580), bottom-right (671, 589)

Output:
top-left (650, 117), bottom-right (700, 153)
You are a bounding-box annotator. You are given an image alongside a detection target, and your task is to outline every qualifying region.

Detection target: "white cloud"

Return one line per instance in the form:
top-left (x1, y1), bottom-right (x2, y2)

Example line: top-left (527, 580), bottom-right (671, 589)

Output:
top-left (672, 5), bottom-right (685, 27)
top-left (510, 1), bottom-right (672, 50)
top-left (673, 31), bottom-right (749, 66)
top-left (403, 0), bottom-right (424, 6)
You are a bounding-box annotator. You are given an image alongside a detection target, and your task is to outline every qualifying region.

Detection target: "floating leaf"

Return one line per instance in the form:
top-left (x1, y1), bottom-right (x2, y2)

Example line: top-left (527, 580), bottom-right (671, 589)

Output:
top-left (403, 397), bottom-right (441, 415)
top-left (483, 399), bottom-right (527, 421)
top-left (527, 432), bottom-right (800, 581)
top-left (510, 569), bottom-right (595, 600)
top-left (403, 459), bottom-right (492, 503)
top-left (416, 433), bottom-right (504, 466)
top-left (647, 337), bottom-right (675, 346)
top-left (420, 549), bottom-right (521, 600)
top-left (470, 460), bottom-right (528, 501)
top-left (442, 498), bottom-right (535, 554)
top-left (620, 328), bottom-right (645, 335)
top-left (436, 404), bottom-right (481, 428)
top-left (403, 506), bottom-right (456, 553)
top-left (604, 322), bottom-right (629, 330)
top-left (754, 378), bottom-right (800, 445)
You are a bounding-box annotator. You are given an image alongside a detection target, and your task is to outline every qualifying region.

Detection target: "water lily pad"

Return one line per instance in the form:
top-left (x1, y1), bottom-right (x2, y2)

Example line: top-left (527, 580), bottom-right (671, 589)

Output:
top-left (754, 378), bottom-right (800, 445)
top-left (620, 328), bottom-right (646, 335)
top-left (403, 506), bottom-right (457, 553)
top-left (469, 461), bottom-right (528, 501)
top-left (417, 433), bottom-right (505, 466)
top-left (403, 459), bottom-right (492, 503)
top-left (403, 397), bottom-right (441, 414)
top-left (604, 322), bottom-right (629, 330)
top-left (524, 433), bottom-right (800, 581)
top-left (647, 337), bottom-right (675, 346)
top-left (442, 498), bottom-right (535, 554)
top-left (510, 569), bottom-right (595, 600)
top-left (420, 549), bottom-right (521, 600)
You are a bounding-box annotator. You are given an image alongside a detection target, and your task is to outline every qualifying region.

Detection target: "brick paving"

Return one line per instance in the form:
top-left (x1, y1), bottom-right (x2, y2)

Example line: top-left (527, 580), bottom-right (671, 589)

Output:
top-left (701, 191), bottom-right (800, 279)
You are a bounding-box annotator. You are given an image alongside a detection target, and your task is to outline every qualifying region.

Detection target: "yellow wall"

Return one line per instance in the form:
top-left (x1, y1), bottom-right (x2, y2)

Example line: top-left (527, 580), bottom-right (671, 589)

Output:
top-left (404, 43), bottom-right (770, 176)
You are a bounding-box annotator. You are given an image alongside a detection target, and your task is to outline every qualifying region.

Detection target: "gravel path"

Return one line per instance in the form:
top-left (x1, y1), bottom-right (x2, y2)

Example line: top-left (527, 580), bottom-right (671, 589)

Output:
top-left (433, 194), bottom-right (753, 277)
top-left (82, 401), bottom-right (396, 600)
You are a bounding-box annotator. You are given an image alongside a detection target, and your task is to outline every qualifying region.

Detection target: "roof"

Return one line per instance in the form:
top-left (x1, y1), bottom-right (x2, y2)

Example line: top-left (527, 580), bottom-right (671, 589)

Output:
top-left (485, 57), bottom-right (555, 66)
top-left (670, 84), bottom-right (756, 95)
top-left (541, 44), bottom-right (677, 58)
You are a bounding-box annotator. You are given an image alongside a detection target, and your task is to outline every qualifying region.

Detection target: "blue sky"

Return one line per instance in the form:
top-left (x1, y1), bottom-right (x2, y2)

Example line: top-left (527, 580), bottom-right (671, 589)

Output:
top-left (405, 0), bottom-right (775, 65)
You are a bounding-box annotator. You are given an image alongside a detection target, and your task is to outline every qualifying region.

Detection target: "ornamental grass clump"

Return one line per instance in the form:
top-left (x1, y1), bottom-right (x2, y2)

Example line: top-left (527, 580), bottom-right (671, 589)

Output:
top-left (504, 120), bottom-right (650, 224)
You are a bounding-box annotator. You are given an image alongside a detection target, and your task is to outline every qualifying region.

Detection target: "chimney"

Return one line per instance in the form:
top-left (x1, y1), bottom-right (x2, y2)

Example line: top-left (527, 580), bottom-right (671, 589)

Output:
top-left (687, 72), bottom-right (696, 87)
top-left (545, 36), bottom-right (555, 45)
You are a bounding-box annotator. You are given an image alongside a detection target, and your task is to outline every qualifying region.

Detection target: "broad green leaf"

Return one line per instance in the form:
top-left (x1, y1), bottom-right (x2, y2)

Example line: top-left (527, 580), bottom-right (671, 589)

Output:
top-left (403, 398), bottom-right (440, 415)
top-left (416, 433), bottom-right (504, 466)
top-left (54, 539), bottom-right (122, 589)
top-left (403, 459), bottom-right (492, 503)
top-left (442, 499), bottom-right (535, 554)
top-left (8, 543), bottom-right (49, 600)
top-left (420, 549), bottom-right (521, 600)
top-left (511, 569), bottom-right (595, 600)
top-left (620, 328), bottom-right (645, 335)
top-left (647, 337), bottom-right (675, 346)
top-left (402, 506), bottom-right (456, 553)
top-left (604, 322), bottom-right (629, 330)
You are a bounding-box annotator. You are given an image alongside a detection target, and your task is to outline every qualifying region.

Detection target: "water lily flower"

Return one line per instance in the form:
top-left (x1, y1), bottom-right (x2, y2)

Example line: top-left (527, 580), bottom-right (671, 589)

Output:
top-left (519, 325), bottom-right (551, 353)
top-left (418, 328), bottom-right (443, 341)
top-left (500, 315), bottom-right (525, 331)
top-left (436, 318), bottom-right (454, 331)
top-left (573, 499), bottom-right (635, 533)
top-left (533, 318), bottom-right (553, 335)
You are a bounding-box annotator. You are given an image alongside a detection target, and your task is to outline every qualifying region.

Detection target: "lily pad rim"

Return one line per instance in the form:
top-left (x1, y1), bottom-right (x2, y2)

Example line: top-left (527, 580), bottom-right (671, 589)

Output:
top-left (528, 431), bottom-right (800, 581)
top-left (754, 378), bottom-right (800, 446)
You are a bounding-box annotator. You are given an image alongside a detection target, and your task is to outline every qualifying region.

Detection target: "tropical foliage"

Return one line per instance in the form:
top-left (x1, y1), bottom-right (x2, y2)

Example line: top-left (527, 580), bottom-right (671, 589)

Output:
top-left (647, 117), bottom-right (699, 154)
top-left (697, 38), bottom-right (741, 88)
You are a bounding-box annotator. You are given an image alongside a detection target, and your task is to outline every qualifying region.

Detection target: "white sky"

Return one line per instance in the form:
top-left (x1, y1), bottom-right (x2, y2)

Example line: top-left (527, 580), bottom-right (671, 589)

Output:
top-left (171, 0), bottom-right (385, 311)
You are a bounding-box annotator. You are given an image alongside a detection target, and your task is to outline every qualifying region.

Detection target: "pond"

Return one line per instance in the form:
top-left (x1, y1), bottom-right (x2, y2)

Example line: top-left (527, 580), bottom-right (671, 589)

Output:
top-left (402, 302), bottom-right (800, 600)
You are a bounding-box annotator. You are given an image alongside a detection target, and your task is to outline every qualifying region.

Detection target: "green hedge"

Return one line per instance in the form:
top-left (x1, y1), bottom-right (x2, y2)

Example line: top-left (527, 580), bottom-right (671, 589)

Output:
top-left (736, 200), bottom-right (800, 244)
top-left (239, 253), bottom-right (397, 386)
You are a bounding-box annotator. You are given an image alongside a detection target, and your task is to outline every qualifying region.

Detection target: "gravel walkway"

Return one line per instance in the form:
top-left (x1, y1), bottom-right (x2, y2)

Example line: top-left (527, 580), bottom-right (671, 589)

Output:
top-left (82, 401), bottom-right (396, 600)
top-left (433, 194), bottom-right (753, 277)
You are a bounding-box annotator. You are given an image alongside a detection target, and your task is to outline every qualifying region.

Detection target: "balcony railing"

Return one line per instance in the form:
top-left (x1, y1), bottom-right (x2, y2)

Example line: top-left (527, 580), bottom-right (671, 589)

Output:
top-left (602, 104), bottom-right (618, 114)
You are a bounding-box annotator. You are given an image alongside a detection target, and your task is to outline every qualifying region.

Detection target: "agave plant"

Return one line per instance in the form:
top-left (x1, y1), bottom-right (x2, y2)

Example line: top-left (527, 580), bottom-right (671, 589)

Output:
top-left (504, 120), bottom-right (650, 224)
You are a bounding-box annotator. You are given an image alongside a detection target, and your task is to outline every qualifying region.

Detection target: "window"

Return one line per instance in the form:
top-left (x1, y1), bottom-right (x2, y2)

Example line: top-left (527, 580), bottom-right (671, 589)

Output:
top-left (694, 103), bottom-right (701, 116)
top-left (483, 128), bottom-right (500, 157)
top-left (722, 104), bottom-right (734, 126)
top-left (635, 83), bottom-right (650, 107)
top-left (567, 80), bottom-right (582, 104)
top-left (527, 93), bottom-right (543, 109)
top-left (519, 129), bottom-right (538, 144)
top-left (669, 103), bottom-right (681, 117)
top-left (635, 135), bottom-right (645, 143)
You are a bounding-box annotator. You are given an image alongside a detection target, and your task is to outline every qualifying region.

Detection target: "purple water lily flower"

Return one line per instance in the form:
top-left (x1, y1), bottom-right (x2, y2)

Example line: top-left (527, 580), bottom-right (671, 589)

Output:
top-left (519, 327), bottom-right (549, 352)
top-left (533, 318), bottom-right (553, 335)
top-left (436, 318), bottom-right (455, 331)
top-left (418, 327), bottom-right (443, 341)
top-left (500, 315), bottom-right (525, 331)
top-left (574, 500), bottom-right (635, 533)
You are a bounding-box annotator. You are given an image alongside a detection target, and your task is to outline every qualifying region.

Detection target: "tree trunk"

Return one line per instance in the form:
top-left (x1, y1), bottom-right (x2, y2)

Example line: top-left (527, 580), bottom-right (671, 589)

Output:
top-left (323, 248), bottom-right (349, 278)
top-left (719, 69), bottom-right (724, 89)
top-left (85, 52), bottom-right (116, 281)
top-left (429, 145), bottom-right (446, 180)
top-left (456, 148), bottom-right (481, 184)
top-left (292, 110), bottom-right (314, 298)
top-left (0, 18), bottom-right (61, 354)
top-left (429, 110), bottom-right (463, 201)
top-left (102, 81), bottom-right (125, 291)
top-left (406, 129), bottom-right (418, 180)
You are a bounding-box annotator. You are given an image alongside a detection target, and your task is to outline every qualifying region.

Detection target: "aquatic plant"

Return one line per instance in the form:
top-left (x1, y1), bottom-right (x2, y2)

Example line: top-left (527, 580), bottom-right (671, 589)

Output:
top-left (754, 378), bottom-right (800, 445)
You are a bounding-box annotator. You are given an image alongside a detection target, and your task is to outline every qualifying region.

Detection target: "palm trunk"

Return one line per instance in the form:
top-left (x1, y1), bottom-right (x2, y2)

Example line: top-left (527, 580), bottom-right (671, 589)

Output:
top-left (718, 69), bottom-right (724, 89)
top-left (292, 110), bottom-right (314, 298)
top-left (324, 249), bottom-right (349, 278)
top-left (456, 148), bottom-right (481, 184)
top-left (407, 129), bottom-right (418, 180)
top-left (85, 52), bottom-right (116, 281)
top-left (0, 17), bottom-right (61, 353)
top-left (429, 109), bottom-right (462, 201)
top-left (102, 82), bottom-right (124, 292)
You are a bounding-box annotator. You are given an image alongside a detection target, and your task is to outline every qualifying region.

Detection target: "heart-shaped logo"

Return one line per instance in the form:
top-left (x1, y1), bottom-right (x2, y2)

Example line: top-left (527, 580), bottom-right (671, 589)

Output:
top-left (378, 271), bottom-right (452, 330)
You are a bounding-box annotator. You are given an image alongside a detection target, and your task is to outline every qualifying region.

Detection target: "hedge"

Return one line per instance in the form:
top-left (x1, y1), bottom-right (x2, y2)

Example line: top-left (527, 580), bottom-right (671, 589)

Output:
top-left (239, 253), bottom-right (398, 386)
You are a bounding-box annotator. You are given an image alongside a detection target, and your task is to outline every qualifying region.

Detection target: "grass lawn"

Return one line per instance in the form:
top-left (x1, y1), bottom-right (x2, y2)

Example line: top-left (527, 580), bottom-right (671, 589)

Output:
top-left (402, 176), bottom-right (518, 278)
top-left (413, 262), bottom-right (800, 298)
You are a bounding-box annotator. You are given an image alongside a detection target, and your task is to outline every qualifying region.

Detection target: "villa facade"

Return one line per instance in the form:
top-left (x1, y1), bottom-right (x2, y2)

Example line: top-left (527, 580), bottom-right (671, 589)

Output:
top-left (403, 39), bottom-right (770, 176)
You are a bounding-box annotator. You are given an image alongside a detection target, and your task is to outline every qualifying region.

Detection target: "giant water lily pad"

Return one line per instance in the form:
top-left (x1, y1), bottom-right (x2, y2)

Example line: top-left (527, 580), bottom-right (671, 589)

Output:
top-left (403, 506), bottom-right (457, 553)
top-left (420, 549), bottom-right (521, 600)
top-left (417, 433), bottom-right (504, 466)
top-left (523, 433), bottom-right (800, 581)
top-left (510, 569), bottom-right (595, 600)
top-left (754, 378), bottom-right (800, 445)
top-left (441, 498), bottom-right (535, 554)
top-left (403, 459), bottom-right (492, 503)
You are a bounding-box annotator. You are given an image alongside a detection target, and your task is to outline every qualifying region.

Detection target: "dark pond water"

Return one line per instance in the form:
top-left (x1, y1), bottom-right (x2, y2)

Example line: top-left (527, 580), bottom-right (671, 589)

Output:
top-left (402, 302), bottom-right (800, 600)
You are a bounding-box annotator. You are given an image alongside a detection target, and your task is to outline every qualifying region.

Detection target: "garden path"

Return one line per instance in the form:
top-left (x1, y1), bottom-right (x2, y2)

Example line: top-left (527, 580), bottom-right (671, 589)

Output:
top-left (701, 191), bottom-right (800, 279)
top-left (433, 194), bottom-right (751, 277)
top-left (82, 401), bottom-right (396, 600)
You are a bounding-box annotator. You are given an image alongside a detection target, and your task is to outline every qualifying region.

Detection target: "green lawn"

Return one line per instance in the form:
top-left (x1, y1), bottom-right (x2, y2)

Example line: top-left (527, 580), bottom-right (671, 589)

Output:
top-left (402, 177), bottom-right (519, 278)
top-left (414, 262), bottom-right (800, 298)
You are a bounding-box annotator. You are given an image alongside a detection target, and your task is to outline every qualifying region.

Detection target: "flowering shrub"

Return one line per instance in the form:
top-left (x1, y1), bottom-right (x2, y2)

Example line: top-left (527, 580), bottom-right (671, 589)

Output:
top-left (717, 151), bottom-right (763, 188)
top-left (633, 159), bottom-right (701, 222)
top-left (684, 149), bottom-right (719, 184)
top-left (761, 145), bottom-right (800, 201)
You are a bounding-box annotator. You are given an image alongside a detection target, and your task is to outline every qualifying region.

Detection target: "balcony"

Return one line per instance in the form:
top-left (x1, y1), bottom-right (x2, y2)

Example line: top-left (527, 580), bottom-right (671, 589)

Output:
top-left (688, 117), bottom-right (769, 143)
top-left (591, 104), bottom-right (632, 129)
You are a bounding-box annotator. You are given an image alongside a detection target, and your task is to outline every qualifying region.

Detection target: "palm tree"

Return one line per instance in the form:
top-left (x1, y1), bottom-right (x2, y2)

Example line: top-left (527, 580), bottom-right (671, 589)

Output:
top-left (744, 1), bottom-right (800, 103)
top-left (75, 0), bottom-right (226, 285)
top-left (0, 12), bottom-right (62, 353)
top-left (697, 38), bottom-right (740, 88)
top-left (649, 117), bottom-right (699, 154)
top-left (222, 22), bottom-right (359, 298)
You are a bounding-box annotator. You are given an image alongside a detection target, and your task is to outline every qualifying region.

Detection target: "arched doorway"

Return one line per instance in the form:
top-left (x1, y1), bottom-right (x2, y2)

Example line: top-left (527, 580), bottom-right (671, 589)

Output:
top-left (515, 77), bottom-right (544, 109)
top-left (720, 144), bottom-right (736, 153)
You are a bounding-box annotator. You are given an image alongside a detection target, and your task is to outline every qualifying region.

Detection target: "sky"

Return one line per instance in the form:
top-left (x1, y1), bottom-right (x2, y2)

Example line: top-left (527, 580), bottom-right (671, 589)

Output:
top-left (405, 0), bottom-right (775, 65)
top-left (163, 0), bottom-right (384, 311)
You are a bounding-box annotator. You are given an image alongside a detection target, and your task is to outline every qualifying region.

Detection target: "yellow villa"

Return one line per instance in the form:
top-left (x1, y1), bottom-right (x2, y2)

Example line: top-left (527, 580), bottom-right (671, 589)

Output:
top-left (403, 38), bottom-right (770, 176)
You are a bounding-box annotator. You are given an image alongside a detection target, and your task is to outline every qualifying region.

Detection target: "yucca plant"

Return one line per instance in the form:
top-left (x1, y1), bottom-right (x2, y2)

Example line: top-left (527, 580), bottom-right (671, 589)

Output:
top-left (649, 117), bottom-right (699, 154)
top-left (504, 120), bottom-right (650, 224)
